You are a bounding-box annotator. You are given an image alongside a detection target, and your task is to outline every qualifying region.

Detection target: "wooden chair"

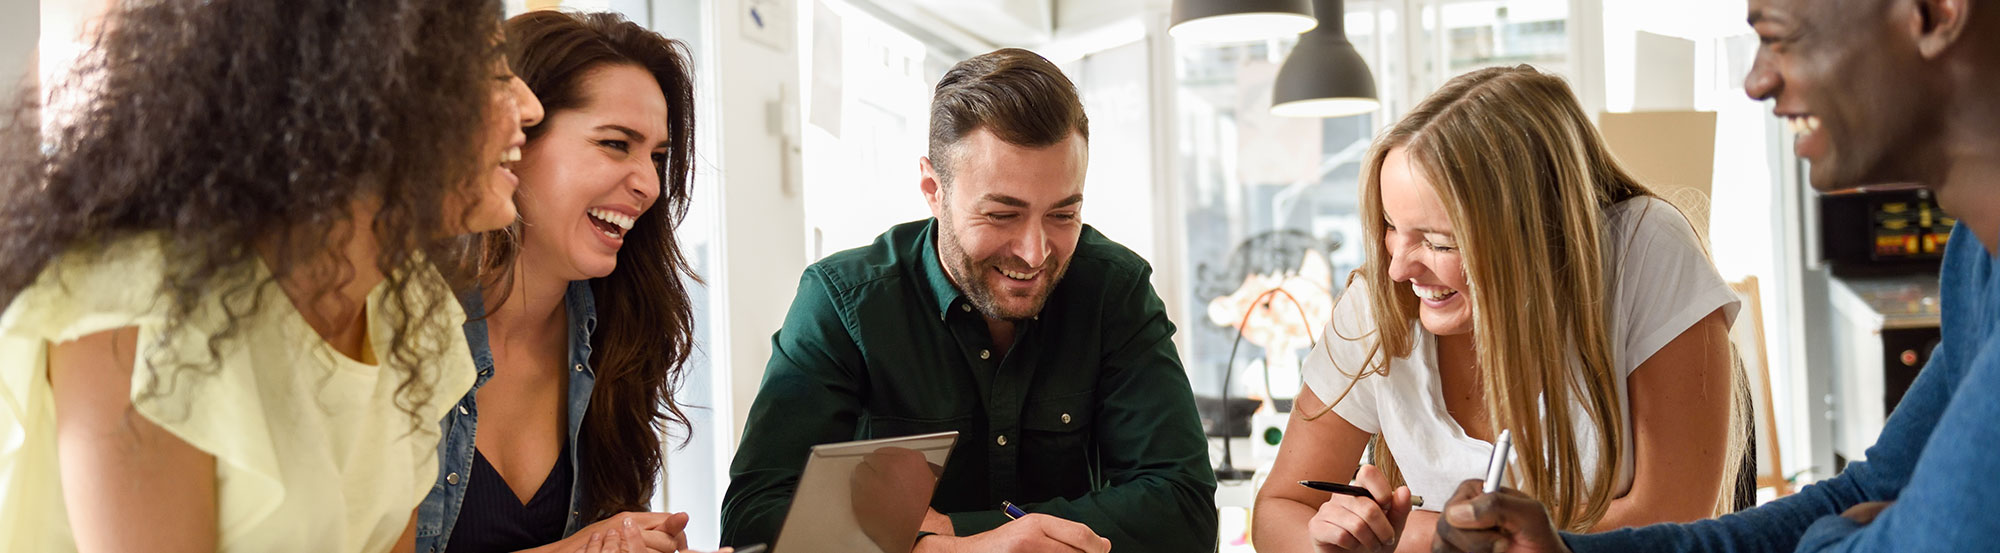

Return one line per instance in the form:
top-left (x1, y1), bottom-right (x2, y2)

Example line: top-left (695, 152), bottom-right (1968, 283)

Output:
top-left (1729, 276), bottom-right (1794, 497)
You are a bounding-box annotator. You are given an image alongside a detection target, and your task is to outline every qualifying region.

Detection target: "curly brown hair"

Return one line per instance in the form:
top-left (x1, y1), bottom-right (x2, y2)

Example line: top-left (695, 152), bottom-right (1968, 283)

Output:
top-left (0, 0), bottom-right (507, 422)
top-left (464, 10), bottom-right (701, 522)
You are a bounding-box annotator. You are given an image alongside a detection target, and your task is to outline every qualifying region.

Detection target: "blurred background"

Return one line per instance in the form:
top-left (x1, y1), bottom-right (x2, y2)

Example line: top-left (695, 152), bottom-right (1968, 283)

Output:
top-left (5, 0), bottom-right (1952, 550)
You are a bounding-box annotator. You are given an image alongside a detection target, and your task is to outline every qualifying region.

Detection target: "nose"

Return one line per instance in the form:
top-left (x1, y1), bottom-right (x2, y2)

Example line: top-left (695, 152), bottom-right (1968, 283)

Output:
top-left (626, 158), bottom-right (662, 208)
top-left (1743, 53), bottom-right (1780, 101)
top-left (511, 76), bottom-right (545, 128)
top-left (1014, 220), bottom-right (1051, 268)
top-left (1385, 236), bottom-right (1419, 283)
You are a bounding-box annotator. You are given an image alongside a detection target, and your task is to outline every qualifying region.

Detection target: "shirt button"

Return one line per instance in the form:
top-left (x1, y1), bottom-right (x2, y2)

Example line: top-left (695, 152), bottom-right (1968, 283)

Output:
top-left (573, 363), bottom-right (584, 372)
top-left (978, 349), bottom-right (991, 360)
top-left (1061, 413), bottom-right (1072, 424)
top-left (457, 405), bottom-right (469, 415)
top-left (446, 472), bottom-right (461, 485)
top-left (961, 304), bottom-right (972, 312)
top-left (996, 435), bottom-right (1008, 446)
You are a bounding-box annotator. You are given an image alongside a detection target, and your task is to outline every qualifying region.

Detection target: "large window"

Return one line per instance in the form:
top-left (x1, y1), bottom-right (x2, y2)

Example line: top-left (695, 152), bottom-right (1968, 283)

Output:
top-left (799, 0), bottom-right (948, 260)
top-left (1172, 8), bottom-right (1395, 406)
top-left (1171, 0), bottom-right (1582, 406)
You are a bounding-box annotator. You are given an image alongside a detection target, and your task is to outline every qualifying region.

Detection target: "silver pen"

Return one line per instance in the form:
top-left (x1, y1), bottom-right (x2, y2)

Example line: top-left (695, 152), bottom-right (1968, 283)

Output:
top-left (1482, 429), bottom-right (1513, 494)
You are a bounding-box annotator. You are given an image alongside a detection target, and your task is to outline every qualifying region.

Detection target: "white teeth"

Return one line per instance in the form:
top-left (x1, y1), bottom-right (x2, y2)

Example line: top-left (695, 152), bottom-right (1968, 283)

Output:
top-left (587, 208), bottom-right (635, 230)
top-left (1785, 115), bottom-right (1820, 136)
top-left (502, 147), bottom-right (521, 164)
top-left (1001, 268), bottom-right (1039, 280)
top-left (1411, 283), bottom-right (1457, 301)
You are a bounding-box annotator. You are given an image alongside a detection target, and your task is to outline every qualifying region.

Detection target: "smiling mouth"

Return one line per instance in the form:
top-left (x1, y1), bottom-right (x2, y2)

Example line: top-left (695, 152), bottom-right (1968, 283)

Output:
top-left (498, 146), bottom-right (520, 171)
top-left (998, 267), bottom-right (1040, 281)
top-left (1412, 283), bottom-right (1457, 302)
top-left (587, 207), bottom-right (634, 240)
top-left (1784, 114), bottom-right (1821, 139)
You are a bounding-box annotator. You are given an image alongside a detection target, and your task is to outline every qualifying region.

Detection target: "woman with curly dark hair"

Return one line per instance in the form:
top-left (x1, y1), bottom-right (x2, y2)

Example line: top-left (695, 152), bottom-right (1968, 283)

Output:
top-left (0, 1), bottom-right (544, 551)
top-left (416, 10), bottom-right (712, 553)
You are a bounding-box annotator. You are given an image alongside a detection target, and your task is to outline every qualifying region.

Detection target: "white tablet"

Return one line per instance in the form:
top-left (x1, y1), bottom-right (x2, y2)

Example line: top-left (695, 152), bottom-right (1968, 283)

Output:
top-left (771, 431), bottom-right (959, 553)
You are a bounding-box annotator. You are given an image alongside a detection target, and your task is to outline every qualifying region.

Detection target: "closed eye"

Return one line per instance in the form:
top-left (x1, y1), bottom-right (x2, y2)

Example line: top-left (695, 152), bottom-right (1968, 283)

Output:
top-left (599, 139), bottom-right (630, 152)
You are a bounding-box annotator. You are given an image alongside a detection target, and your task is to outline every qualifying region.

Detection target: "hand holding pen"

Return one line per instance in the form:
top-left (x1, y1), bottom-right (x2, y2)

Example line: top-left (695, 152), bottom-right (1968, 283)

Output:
top-left (914, 501), bottom-right (1110, 553)
top-left (1302, 464), bottom-right (1418, 553)
top-left (1430, 429), bottom-right (1570, 553)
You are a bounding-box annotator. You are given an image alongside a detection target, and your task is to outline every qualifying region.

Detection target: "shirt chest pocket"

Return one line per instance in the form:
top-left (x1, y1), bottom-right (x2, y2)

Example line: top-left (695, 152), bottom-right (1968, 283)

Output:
top-left (1018, 392), bottom-right (1096, 497)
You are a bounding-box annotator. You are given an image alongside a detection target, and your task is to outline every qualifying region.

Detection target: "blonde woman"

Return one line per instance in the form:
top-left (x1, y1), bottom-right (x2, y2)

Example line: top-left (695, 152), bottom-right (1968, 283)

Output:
top-left (1251, 65), bottom-right (1742, 553)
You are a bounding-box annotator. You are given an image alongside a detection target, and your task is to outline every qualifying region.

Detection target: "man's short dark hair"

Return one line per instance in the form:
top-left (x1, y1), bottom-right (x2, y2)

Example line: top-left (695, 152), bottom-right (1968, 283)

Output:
top-left (927, 48), bottom-right (1090, 188)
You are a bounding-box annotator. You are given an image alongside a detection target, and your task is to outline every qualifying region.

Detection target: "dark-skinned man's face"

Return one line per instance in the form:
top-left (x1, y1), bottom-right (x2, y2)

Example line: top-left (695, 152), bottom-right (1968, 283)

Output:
top-left (1744, 0), bottom-right (1949, 191)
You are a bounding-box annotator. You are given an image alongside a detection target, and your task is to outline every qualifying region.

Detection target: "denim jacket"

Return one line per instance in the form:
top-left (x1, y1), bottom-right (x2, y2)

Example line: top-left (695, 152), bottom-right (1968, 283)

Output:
top-left (416, 281), bottom-right (600, 553)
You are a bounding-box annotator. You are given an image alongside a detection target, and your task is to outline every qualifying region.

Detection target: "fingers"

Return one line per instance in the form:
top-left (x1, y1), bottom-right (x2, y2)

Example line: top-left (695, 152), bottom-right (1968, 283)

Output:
top-left (1309, 495), bottom-right (1387, 551)
top-left (1387, 486), bottom-right (1414, 532)
top-left (1446, 486), bottom-right (1548, 535)
top-left (638, 529), bottom-right (680, 552)
top-left (1028, 514), bottom-right (1112, 553)
top-left (620, 518), bottom-right (647, 553)
top-left (1431, 526), bottom-right (1509, 553)
top-left (1840, 501), bottom-right (1893, 525)
top-left (1433, 479), bottom-right (1562, 553)
top-left (1344, 497), bottom-right (1397, 549)
top-left (661, 511), bottom-right (692, 534)
top-left (1354, 465), bottom-right (1394, 505)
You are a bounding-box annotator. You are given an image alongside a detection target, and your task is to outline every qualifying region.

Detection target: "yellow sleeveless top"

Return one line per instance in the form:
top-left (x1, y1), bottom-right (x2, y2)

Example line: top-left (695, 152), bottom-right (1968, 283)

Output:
top-left (0, 235), bottom-right (475, 552)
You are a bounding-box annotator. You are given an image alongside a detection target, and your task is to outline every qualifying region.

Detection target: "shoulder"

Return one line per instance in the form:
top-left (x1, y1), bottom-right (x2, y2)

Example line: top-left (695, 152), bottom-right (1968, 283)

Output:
top-left (1603, 196), bottom-right (1718, 283)
top-left (808, 219), bottom-right (934, 295)
top-left (1, 234), bottom-right (176, 343)
top-left (1607, 196), bottom-right (1699, 243)
top-left (1066, 224), bottom-right (1156, 287)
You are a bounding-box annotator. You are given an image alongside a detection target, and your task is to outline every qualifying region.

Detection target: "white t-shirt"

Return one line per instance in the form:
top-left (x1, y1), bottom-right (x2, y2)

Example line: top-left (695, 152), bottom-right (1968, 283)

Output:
top-left (1300, 197), bottom-right (1740, 511)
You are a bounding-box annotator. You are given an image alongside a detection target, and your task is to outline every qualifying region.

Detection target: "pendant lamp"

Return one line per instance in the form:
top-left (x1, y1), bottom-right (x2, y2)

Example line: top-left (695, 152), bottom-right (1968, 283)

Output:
top-left (1169, 0), bottom-right (1318, 44)
top-left (1271, 0), bottom-right (1380, 118)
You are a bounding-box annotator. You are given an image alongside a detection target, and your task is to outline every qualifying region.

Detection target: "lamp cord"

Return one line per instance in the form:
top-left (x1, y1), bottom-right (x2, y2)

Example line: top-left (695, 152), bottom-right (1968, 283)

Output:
top-left (1216, 285), bottom-right (1321, 479)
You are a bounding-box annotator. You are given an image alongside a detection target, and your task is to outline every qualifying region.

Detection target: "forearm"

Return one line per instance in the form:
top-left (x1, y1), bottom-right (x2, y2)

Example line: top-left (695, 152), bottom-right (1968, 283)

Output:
top-left (1395, 510), bottom-right (1438, 553)
top-left (951, 473), bottom-right (1216, 552)
top-left (1249, 497), bottom-right (1321, 553)
top-left (1591, 487), bottom-right (1721, 532)
top-left (1563, 478), bottom-right (1871, 553)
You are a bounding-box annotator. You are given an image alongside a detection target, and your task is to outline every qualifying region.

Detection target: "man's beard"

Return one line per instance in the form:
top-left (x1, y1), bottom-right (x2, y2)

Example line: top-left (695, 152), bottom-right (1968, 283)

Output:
top-left (937, 213), bottom-right (1066, 322)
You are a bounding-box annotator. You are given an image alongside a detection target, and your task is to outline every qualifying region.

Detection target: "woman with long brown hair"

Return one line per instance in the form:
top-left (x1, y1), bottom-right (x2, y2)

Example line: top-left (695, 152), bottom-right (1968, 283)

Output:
top-left (416, 10), bottom-right (710, 553)
top-left (0, 0), bottom-right (542, 551)
top-left (1252, 65), bottom-right (1743, 553)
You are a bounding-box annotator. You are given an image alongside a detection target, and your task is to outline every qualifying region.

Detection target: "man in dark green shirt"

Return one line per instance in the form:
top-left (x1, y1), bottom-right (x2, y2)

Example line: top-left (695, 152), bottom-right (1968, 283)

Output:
top-left (720, 48), bottom-right (1218, 553)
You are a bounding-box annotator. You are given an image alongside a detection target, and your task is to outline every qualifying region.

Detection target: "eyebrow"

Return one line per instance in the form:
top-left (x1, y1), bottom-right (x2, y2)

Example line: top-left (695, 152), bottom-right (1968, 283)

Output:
top-left (1746, 9), bottom-right (1785, 26)
top-left (1384, 216), bottom-right (1451, 236)
top-left (596, 124), bottom-right (672, 148)
top-left (980, 193), bottom-right (1085, 209)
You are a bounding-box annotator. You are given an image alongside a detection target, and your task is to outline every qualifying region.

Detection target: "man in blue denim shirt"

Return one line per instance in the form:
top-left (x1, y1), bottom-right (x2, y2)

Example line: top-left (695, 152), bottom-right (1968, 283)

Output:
top-left (1427, 0), bottom-right (2000, 552)
top-left (414, 283), bottom-right (599, 553)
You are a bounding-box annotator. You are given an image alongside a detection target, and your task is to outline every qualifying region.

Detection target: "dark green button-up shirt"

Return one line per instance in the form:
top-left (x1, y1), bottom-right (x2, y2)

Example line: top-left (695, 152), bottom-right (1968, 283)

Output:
top-left (720, 219), bottom-right (1217, 551)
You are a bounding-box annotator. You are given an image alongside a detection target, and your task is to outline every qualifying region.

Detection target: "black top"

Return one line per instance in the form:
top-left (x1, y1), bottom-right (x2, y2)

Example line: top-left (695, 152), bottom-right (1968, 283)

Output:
top-left (445, 448), bottom-right (573, 553)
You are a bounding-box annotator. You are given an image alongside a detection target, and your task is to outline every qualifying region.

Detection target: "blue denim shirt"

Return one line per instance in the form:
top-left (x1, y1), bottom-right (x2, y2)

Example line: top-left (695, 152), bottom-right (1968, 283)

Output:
top-left (416, 281), bottom-right (600, 553)
top-left (1561, 226), bottom-right (2000, 552)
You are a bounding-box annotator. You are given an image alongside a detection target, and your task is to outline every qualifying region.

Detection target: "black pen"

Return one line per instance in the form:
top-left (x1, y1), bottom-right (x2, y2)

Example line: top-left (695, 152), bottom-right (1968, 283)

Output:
top-left (1299, 480), bottom-right (1426, 507)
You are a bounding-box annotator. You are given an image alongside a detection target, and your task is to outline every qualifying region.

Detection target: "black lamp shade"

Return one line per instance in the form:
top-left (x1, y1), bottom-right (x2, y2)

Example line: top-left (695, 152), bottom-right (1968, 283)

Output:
top-left (1169, 0), bottom-right (1318, 44)
top-left (1272, 0), bottom-right (1380, 118)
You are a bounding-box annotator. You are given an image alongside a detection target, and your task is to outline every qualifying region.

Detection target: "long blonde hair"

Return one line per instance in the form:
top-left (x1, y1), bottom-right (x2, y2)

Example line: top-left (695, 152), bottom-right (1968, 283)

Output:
top-left (1316, 65), bottom-right (1662, 531)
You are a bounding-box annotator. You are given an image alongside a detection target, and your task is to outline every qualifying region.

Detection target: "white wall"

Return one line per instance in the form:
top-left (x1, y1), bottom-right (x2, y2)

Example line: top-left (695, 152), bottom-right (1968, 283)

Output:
top-left (707, 0), bottom-right (809, 446)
